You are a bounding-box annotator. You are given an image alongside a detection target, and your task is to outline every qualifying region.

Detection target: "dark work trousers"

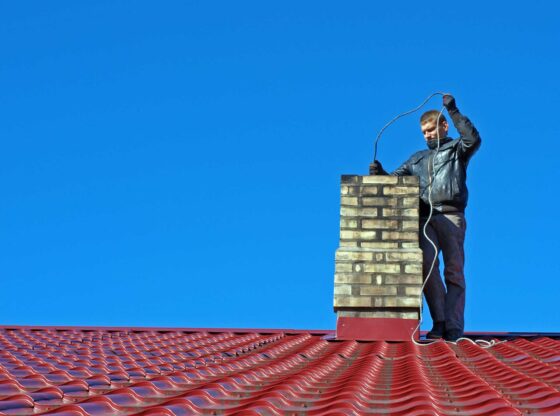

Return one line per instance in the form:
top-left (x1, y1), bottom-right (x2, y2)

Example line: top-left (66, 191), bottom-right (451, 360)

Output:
top-left (420, 212), bottom-right (467, 333)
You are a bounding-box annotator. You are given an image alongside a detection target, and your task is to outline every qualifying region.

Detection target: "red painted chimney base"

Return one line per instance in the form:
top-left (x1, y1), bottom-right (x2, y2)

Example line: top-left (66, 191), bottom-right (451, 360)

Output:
top-left (336, 316), bottom-right (419, 341)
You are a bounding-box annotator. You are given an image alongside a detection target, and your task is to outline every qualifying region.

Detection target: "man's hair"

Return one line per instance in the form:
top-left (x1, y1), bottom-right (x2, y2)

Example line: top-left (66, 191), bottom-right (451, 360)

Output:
top-left (420, 110), bottom-right (447, 125)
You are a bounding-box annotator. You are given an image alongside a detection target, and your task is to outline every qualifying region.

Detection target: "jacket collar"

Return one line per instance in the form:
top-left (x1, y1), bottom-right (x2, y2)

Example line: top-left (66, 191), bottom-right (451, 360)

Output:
top-left (427, 137), bottom-right (452, 150)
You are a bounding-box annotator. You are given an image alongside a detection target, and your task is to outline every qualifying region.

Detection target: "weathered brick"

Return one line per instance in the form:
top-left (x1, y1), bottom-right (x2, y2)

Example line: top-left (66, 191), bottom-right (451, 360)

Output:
top-left (402, 197), bottom-right (419, 207)
top-left (338, 311), bottom-right (367, 317)
top-left (340, 207), bottom-right (379, 217)
top-left (334, 262), bottom-right (353, 273)
top-left (341, 175), bottom-right (360, 184)
top-left (360, 285), bottom-right (397, 296)
top-left (340, 219), bottom-right (358, 229)
top-left (379, 310), bottom-right (419, 319)
top-left (363, 176), bottom-right (398, 184)
top-left (402, 220), bottom-right (418, 230)
top-left (382, 208), bottom-right (398, 216)
top-left (383, 297), bottom-right (397, 307)
top-left (334, 296), bottom-right (371, 308)
top-left (386, 251), bottom-right (422, 262)
top-left (364, 264), bottom-right (400, 273)
top-left (334, 285), bottom-right (352, 295)
top-left (339, 240), bottom-right (359, 247)
top-left (340, 197), bottom-right (359, 206)
top-left (383, 186), bottom-right (418, 196)
top-left (340, 207), bottom-right (359, 217)
top-left (335, 250), bottom-right (373, 261)
top-left (405, 286), bottom-right (422, 296)
top-left (384, 208), bottom-right (414, 217)
top-left (402, 208), bottom-right (419, 217)
top-left (401, 176), bottom-right (419, 185)
top-left (396, 297), bottom-right (421, 307)
top-left (404, 264), bottom-right (422, 274)
top-left (360, 186), bottom-right (379, 196)
top-left (362, 219), bottom-right (398, 229)
top-left (384, 275), bottom-right (422, 285)
top-left (340, 230), bottom-right (376, 240)
top-left (382, 231), bottom-right (418, 241)
top-left (356, 208), bottom-right (381, 217)
top-left (400, 242), bottom-right (420, 248)
top-left (373, 310), bottom-right (419, 319)
top-left (360, 241), bottom-right (399, 249)
top-left (335, 273), bottom-right (372, 284)
top-left (362, 197), bottom-right (397, 207)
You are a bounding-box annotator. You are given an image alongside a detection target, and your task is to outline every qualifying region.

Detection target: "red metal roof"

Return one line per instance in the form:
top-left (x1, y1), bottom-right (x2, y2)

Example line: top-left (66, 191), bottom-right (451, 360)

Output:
top-left (1, 326), bottom-right (560, 415)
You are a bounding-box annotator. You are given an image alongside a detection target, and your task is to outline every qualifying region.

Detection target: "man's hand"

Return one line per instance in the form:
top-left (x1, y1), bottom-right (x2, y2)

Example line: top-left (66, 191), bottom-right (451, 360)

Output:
top-left (369, 160), bottom-right (385, 175)
top-left (443, 94), bottom-right (458, 112)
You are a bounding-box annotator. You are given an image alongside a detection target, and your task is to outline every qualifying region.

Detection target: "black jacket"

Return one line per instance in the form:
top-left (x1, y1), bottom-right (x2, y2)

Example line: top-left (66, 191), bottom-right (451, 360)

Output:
top-left (391, 109), bottom-right (481, 217)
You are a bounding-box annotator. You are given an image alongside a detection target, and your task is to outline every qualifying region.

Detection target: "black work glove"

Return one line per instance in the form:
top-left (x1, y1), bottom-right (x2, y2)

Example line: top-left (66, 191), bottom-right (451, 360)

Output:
top-left (369, 160), bottom-right (386, 175)
top-left (443, 94), bottom-right (458, 112)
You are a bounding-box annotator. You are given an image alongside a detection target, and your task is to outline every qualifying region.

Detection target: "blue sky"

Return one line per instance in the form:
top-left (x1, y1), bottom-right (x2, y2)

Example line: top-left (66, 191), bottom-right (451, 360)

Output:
top-left (1, 1), bottom-right (559, 332)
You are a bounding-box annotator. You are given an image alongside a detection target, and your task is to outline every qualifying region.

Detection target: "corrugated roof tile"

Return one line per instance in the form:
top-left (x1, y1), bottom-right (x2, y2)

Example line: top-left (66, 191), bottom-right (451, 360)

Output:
top-left (0, 327), bottom-right (559, 415)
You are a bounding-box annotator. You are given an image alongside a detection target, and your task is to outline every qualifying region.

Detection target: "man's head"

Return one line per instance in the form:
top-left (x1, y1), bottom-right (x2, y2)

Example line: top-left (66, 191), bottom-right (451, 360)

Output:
top-left (420, 110), bottom-right (448, 141)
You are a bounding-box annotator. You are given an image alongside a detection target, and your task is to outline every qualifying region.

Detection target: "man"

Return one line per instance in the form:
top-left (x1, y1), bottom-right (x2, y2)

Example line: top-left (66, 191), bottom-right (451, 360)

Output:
top-left (370, 94), bottom-right (481, 341)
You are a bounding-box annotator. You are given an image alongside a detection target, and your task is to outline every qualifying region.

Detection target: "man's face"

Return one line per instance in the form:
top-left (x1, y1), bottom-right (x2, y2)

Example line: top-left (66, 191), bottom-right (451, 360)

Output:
top-left (421, 118), bottom-right (449, 141)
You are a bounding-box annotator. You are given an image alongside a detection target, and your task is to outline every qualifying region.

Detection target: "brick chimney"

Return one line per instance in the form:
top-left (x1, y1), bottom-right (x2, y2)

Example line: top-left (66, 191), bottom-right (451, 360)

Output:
top-left (333, 175), bottom-right (423, 341)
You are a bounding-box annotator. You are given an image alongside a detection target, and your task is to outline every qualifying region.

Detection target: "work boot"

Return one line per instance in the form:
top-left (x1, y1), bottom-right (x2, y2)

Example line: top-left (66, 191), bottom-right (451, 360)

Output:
top-left (444, 329), bottom-right (463, 342)
top-left (426, 322), bottom-right (445, 339)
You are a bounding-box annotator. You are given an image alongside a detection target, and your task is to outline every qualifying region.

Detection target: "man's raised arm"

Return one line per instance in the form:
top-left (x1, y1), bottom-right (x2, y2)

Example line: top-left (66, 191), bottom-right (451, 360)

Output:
top-left (443, 95), bottom-right (481, 161)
